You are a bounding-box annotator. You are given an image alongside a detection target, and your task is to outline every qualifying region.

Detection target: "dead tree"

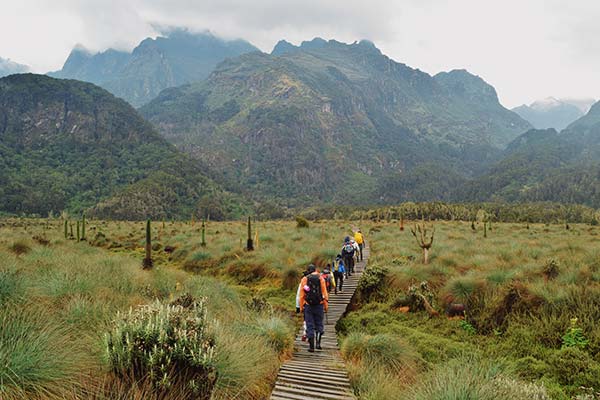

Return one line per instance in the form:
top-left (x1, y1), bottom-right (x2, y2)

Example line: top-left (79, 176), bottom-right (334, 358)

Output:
top-left (411, 222), bottom-right (435, 264)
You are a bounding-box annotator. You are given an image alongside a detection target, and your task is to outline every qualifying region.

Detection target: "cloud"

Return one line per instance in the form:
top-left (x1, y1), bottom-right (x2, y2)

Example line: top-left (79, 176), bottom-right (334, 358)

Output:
top-left (0, 0), bottom-right (598, 106)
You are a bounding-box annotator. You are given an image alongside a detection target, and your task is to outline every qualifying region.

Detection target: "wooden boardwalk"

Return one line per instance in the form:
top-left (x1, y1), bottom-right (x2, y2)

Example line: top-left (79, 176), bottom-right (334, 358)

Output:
top-left (270, 248), bottom-right (368, 400)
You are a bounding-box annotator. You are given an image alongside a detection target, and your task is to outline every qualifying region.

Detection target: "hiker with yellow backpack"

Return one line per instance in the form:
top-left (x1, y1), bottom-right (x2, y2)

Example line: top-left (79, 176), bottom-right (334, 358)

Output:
top-left (354, 229), bottom-right (365, 261)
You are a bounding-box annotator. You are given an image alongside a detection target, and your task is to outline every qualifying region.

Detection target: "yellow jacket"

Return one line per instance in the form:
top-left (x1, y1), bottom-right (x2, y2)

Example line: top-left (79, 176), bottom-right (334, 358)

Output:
top-left (354, 232), bottom-right (364, 245)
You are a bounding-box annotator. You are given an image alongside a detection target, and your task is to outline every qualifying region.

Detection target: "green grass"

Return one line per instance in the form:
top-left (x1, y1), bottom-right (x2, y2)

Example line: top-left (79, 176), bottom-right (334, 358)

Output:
top-left (2, 217), bottom-right (600, 399)
top-left (339, 220), bottom-right (600, 399)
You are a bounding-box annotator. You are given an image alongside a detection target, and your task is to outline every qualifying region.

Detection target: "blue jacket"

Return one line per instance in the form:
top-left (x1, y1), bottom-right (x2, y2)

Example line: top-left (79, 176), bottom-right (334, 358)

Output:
top-left (335, 261), bottom-right (346, 273)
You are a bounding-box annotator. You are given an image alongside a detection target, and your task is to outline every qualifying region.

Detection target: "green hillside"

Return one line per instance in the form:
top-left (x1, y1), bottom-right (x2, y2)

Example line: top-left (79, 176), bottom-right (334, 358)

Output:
top-left (0, 74), bottom-right (245, 219)
top-left (459, 102), bottom-right (600, 207)
top-left (141, 39), bottom-right (530, 206)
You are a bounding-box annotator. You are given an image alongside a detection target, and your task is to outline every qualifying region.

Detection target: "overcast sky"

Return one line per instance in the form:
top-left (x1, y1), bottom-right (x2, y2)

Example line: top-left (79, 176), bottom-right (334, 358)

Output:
top-left (1, 0), bottom-right (598, 107)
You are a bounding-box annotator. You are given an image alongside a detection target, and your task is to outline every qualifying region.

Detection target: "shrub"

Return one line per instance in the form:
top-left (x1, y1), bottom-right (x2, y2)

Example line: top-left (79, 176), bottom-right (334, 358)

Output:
top-left (358, 265), bottom-right (388, 301)
top-left (512, 356), bottom-right (550, 380)
top-left (549, 347), bottom-right (600, 388)
top-left (295, 216), bottom-right (309, 228)
top-left (105, 296), bottom-right (217, 398)
top-left (562, 317), bottom-right (589, 349)
top-left (542, 258), bottom-right (560, 281)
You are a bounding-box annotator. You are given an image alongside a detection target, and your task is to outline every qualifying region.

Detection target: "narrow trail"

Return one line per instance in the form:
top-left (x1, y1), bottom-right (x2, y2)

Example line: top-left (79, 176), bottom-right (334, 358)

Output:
top-left (269, 248), bottom-right (369, 400)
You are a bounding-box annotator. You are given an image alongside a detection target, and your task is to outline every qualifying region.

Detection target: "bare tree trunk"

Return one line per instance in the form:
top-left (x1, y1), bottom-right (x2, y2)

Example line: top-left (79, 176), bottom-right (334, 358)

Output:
top-left (423, 248), bottom-right (429, 264)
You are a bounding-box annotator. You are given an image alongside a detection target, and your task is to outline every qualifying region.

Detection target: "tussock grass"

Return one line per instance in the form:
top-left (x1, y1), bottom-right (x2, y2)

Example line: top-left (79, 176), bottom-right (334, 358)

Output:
top-left (0, 305), bottom-right (90, 399)
top-left (406, 356), bottom-right (549, 400)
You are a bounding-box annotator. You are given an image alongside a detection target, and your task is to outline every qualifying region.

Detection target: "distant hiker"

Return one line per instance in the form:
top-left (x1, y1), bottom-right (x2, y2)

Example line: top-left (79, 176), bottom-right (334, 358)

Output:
top-left (296, 269), bottom-right (311, 342)
top-left (334, 255), bottom-right (345, 293)
top-left (322, 264), bottom-right (335, 293)
top-left (299, 264), bottom-right (328, 352)
top-left (341, 237), bottom-right (355, 276)
top-left (354, 229), bottom-right (365, 261)
top-left (352, 238), bottom-right (360, 265)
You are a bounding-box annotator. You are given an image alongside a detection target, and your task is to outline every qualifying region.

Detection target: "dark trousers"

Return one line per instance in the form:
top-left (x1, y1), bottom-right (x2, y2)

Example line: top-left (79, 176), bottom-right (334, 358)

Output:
top-left (344, 255), bottom-right (355, 274)
top-left (334, 271), bottom-right (343, 292)
top-left (358, 243), bottom-right (364, 261)
top-left (304, 303), bottom-right (324, 339)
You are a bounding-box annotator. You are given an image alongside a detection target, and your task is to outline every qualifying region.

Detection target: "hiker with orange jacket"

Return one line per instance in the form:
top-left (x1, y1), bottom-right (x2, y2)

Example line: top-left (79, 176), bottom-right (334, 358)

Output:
top-left (299, 264), bottom-right (329, 352)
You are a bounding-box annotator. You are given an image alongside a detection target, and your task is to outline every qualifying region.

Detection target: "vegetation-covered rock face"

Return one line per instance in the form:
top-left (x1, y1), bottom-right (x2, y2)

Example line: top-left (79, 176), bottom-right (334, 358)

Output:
top-left (460, 101), bottom-right (600, 207)
top-left (0, 74), bottom-right (246, 219)
top-left (141, 38), bottom-right (531, 207)
top-left (49, 30), bottom-right (259, 107)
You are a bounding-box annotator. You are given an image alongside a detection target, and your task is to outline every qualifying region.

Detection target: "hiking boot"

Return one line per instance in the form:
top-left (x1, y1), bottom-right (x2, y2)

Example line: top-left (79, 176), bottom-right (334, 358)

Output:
top-left (316, 333), bottom-right (323, 350)
top-left (308, 337), bottom-right (315, 352)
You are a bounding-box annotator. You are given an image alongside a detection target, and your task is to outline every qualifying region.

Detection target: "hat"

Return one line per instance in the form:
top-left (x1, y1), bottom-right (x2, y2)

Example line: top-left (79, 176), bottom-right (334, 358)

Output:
top-left (307, 264), bottom-right (316, 273)
top-left (344, 236), bottom-right (351, 242)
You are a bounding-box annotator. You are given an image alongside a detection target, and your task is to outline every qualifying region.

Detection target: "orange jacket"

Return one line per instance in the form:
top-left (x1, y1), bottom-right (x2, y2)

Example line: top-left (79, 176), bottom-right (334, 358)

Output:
top-left (299, 272), bottom-right (329, 312)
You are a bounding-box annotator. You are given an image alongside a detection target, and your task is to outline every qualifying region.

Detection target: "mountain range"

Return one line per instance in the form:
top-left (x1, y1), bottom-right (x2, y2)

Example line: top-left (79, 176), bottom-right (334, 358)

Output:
top-left (460, 100), bottom-right (600, 207)
top-left (49, 30), bottom-right (259, 107)
top-left (141, 38), bottom-right (531, 206)
top-left (2, 35), bottom-right (600, 218)
top-left (512, 97), bottom-right (596, 131)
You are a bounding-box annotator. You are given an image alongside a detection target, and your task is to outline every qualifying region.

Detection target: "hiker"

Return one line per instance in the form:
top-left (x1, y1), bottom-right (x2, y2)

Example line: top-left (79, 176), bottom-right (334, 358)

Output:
top-left (352, 238), bottom-right (360, 265)
top-left (299, 264), bottom-right (328, 352)
top-left (322, 264), bottom-right (336, 293)
top-left (341, 236), bottom-right (355, 276)
top-left (354, 229), bottom-right (365, 261)
top-left (333, 255), bottom-right (345, 293)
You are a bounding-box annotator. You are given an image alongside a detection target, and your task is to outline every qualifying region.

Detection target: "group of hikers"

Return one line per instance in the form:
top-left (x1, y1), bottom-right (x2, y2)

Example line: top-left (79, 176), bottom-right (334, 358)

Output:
top-left (295, 229), bottom-right (365, 352)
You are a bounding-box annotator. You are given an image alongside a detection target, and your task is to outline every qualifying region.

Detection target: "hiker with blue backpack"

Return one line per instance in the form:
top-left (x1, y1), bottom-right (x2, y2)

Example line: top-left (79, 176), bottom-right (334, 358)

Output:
top-left (299, 264), bottom-right (329, 352)
top-left (341, 237), bottom-right (355, 276)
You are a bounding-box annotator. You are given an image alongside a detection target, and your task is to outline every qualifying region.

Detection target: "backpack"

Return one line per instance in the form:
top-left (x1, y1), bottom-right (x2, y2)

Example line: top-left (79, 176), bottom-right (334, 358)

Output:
top-left (305, 274), bottom-right (322, 306)
top-left (343, 243), bottom-right (355, 255)
top-left (322, 272), bottom-right (332, 290)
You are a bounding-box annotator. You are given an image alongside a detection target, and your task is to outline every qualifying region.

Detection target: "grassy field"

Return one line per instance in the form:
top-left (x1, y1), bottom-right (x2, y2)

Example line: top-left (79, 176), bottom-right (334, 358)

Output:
top-left (1, 217), bottom-right (599, 399)
top-left (0, 217), bottom-right (355, 399)
top-left (339, 220), bottom-right (600, 400)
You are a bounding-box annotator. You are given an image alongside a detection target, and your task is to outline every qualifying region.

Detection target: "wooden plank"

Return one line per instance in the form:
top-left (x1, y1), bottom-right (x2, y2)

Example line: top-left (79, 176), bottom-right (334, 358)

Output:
top-left (269, 248), bottom-right (369, 400)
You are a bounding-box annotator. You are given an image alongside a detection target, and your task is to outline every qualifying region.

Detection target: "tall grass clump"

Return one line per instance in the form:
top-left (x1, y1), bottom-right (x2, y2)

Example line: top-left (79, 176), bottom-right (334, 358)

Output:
top-left (254, 316), bottom-right (295, 356)
top-left (341, 333), bottom-right (421, 399)
top-left (105, 296), bottom-right (217, 399)
top-left (406, 356), bottom-right (549, 400)
top-left (342, 332), bottom-right (420, 374)
top-left (0, 264), bottom-right (24, 304)
top-left (0, 307), bottom-right (84, 399)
